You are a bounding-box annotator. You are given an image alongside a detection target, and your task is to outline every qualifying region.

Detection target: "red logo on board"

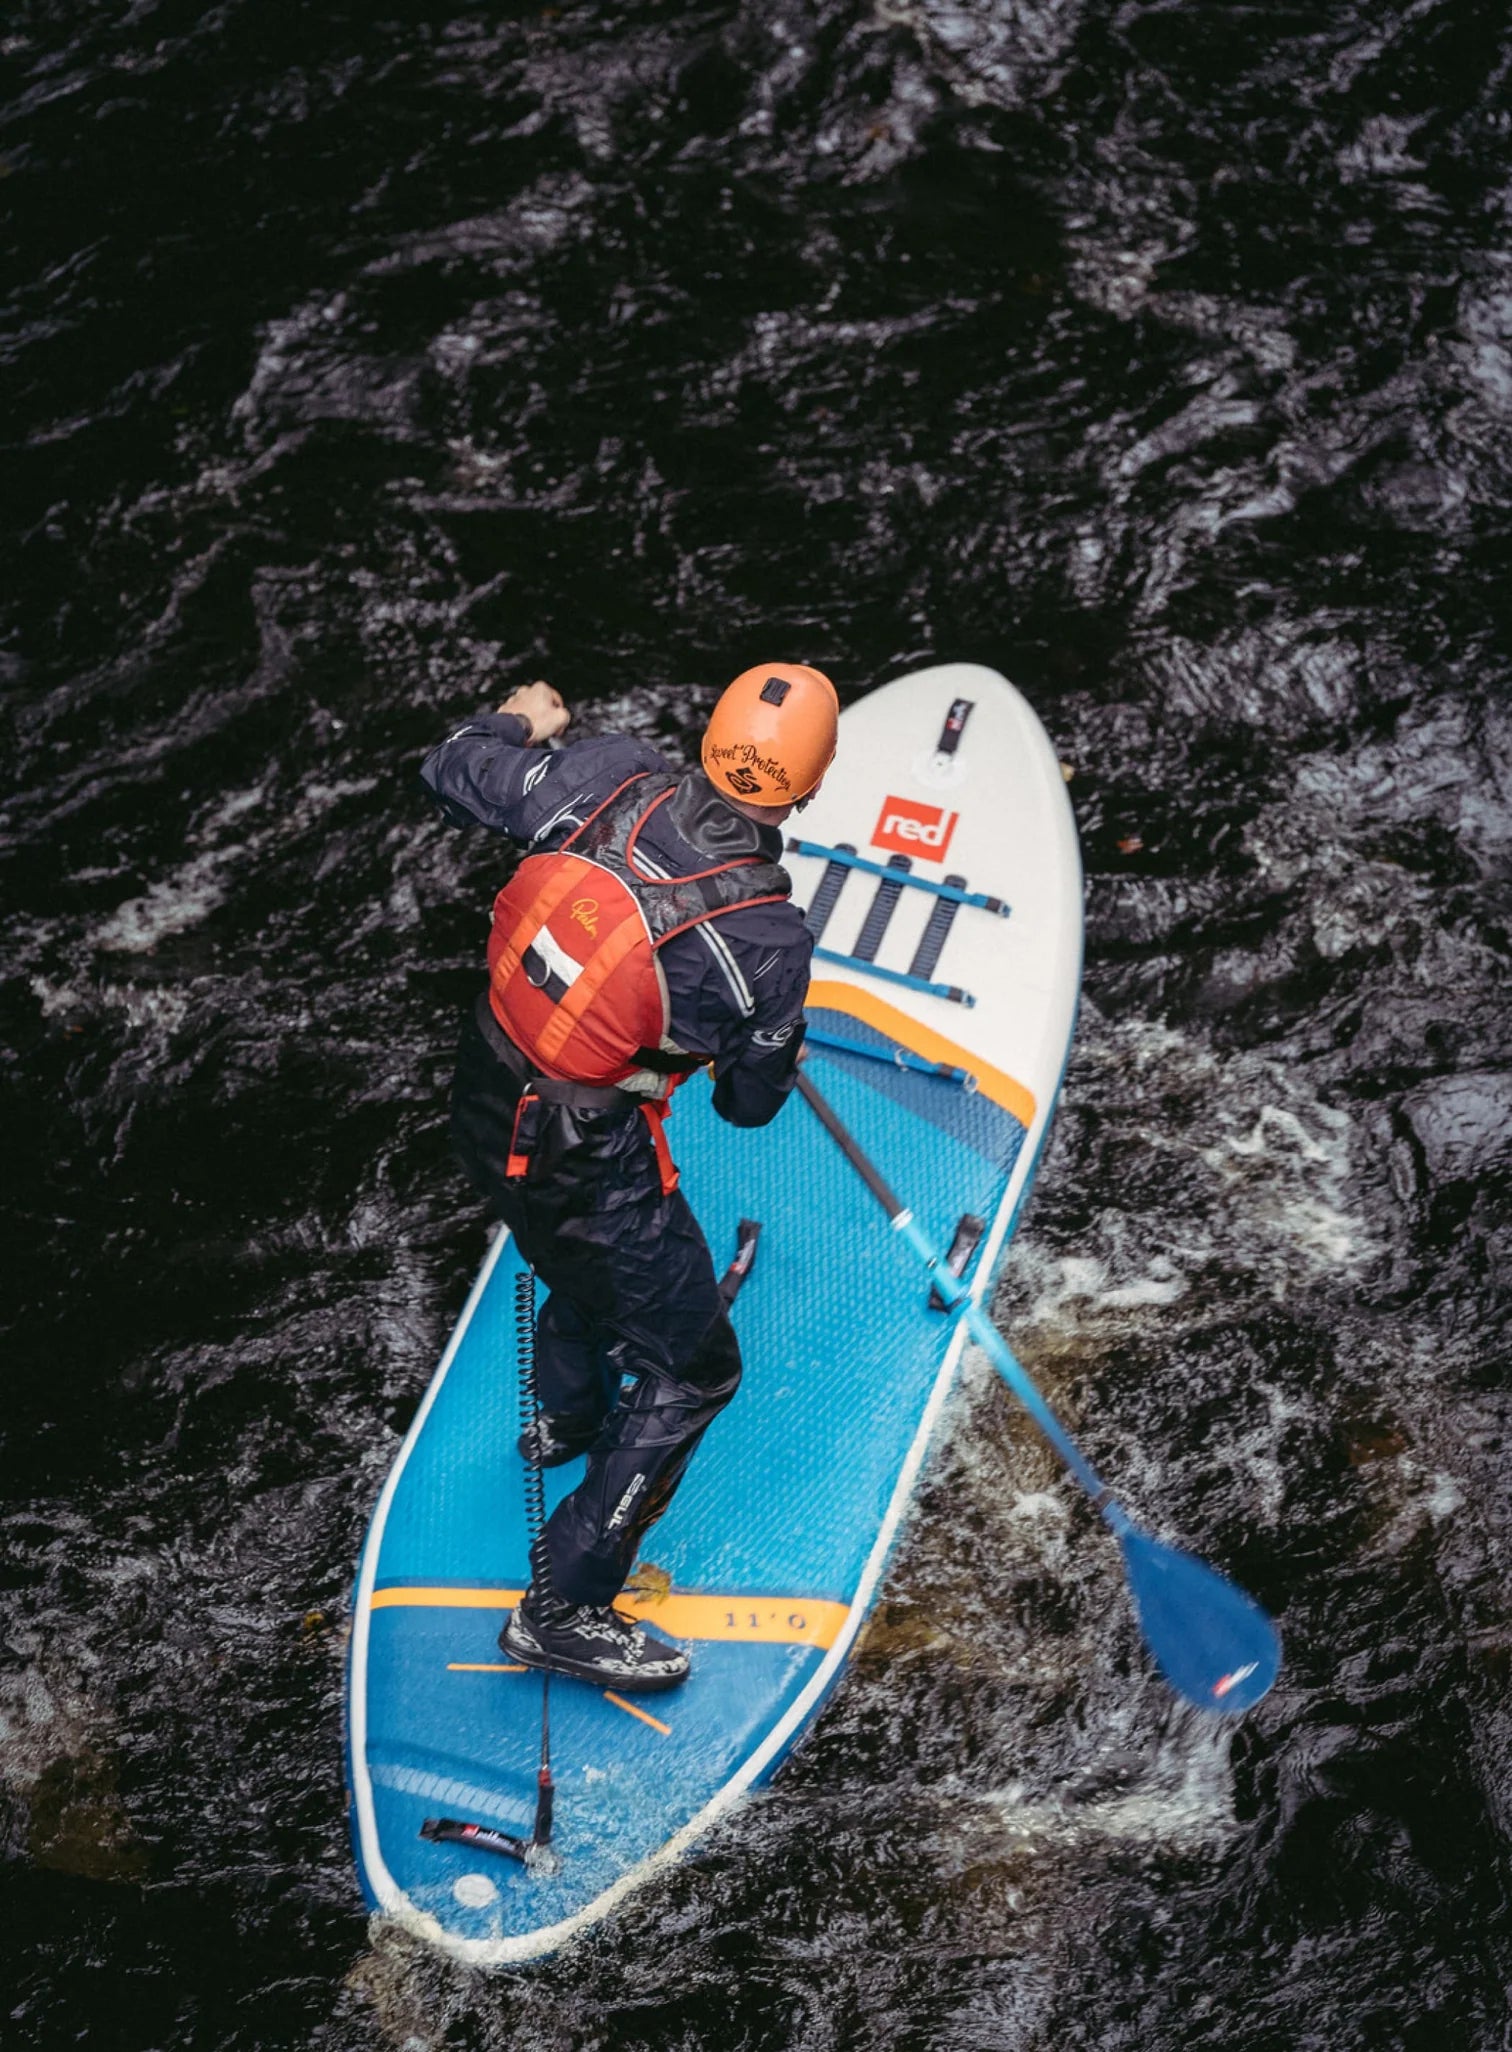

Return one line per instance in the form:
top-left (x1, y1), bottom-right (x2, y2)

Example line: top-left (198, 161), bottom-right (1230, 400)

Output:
top-left (871, 795), bottom-right (959, 861)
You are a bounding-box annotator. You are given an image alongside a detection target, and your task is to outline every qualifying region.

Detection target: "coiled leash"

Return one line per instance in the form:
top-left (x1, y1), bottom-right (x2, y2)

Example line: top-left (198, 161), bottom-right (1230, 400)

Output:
top-left (420, 1262), bottom-right (558, 1873)
top-left (514, 1262), bottom-right (557, 1864)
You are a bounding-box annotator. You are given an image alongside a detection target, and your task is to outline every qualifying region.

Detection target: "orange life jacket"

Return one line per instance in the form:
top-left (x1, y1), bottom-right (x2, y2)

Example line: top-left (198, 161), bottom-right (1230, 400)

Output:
top-left (486, 772), bottom-right (791, 1094)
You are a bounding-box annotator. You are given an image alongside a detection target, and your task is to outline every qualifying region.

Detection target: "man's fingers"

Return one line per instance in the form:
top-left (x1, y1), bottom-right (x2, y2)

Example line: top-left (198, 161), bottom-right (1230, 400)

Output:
top-left (496, 680), bottom-right (571, 742)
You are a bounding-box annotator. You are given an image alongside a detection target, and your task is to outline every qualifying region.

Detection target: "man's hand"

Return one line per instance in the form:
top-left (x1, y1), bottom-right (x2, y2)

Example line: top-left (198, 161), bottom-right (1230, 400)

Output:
top-left (497, 680), bottom-right (571, 744)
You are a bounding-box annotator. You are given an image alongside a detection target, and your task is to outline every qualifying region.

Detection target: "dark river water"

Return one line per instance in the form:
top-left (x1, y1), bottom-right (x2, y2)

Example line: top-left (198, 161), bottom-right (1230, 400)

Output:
top-left (4, 0), bottom-right (1512, 2045)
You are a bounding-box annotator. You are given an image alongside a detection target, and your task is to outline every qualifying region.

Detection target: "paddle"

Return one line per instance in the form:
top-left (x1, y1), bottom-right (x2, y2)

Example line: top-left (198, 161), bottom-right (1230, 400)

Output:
top-left (795, 1070), bottom-right (1281, 1715)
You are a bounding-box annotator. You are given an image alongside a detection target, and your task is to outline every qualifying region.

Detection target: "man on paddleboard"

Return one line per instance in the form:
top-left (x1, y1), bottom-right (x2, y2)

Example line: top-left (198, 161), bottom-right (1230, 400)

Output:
top-left (421, 665), bottom-right (837, 1691)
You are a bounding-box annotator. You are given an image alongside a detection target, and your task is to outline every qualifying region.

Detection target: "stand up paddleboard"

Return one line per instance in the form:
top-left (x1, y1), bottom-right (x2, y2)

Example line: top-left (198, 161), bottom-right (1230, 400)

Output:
top-left (346, 662), bottom-right (1082, 1964)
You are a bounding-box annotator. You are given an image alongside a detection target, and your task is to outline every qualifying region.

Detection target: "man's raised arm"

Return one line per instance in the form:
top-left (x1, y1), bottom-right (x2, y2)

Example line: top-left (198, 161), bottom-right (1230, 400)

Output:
top-left (419, 681), bottom-right (571, 836)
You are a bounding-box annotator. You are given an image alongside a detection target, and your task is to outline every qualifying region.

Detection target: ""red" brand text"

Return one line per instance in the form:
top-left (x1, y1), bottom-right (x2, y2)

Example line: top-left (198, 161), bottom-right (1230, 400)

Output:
top-left (870, 795), bottom-right (959, 860)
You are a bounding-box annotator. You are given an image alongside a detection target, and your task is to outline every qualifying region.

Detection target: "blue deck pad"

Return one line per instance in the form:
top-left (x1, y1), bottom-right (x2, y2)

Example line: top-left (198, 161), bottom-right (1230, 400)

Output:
top-left (373, 1053), bottom-right (1019, 1595)
top-left (353, 1050), bottom-right (1028, 1949)
top-left (365, 1605), bottom-right (823, 1945)
top-left (804, 1008), bottom-right (1026, 1179)
top-left (653, 1053), bottom-right (1021, 1596)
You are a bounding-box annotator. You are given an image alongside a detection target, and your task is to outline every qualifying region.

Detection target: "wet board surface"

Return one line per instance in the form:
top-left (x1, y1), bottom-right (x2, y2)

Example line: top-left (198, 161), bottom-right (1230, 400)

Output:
top-left (346, 662), bottom-right (1083, 1964)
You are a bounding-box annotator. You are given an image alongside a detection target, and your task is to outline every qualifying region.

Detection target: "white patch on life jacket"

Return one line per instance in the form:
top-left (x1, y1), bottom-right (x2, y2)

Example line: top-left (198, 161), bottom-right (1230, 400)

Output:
top-left (532, 923), bottom-right (585, 988)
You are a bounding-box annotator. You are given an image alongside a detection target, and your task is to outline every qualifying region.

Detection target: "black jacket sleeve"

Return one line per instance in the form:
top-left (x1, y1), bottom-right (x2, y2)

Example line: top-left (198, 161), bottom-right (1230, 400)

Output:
top-left (709, 926), bottom-right (813, 1129)
top-left (419, 714), bottom-right (666, 845)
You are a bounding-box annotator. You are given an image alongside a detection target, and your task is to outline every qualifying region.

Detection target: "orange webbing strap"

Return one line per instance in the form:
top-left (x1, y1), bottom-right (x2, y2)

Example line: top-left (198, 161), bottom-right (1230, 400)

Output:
top-left (640, 1101), bottom-right (679, 1196)
top-left (654, 892), bottom-right (791, 947)
top-left (561, 771), bottom-right (653, 851)
top-left (506, 1092), bottom-right (539, 1179)
top-left (621, 784), bottom-right (675, 874)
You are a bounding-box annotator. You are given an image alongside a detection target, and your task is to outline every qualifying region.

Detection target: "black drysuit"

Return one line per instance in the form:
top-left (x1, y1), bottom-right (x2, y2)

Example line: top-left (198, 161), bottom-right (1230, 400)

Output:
top-left (420, 713), bottom-right (812, 1606)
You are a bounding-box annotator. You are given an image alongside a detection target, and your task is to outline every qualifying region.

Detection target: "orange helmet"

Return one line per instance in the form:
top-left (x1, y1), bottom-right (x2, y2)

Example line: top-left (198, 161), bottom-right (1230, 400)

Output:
top-left (701, 662), bottom-right (839, 806)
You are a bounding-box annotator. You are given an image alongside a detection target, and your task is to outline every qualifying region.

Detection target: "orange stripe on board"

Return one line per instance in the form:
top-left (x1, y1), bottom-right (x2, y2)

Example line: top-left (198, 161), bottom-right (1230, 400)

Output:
top-left (371, 1585), bottom-right (848, 1649)
top-left (621, 1593), bottom-right (848, 1648)
top-left (446, 1662), bottom-right (526, 1673)
top-left (805, 978), bottom-right (1036, 1129)
top-left (373, 1586), bottom-right (527, 1612)
top-left (603, 1692), bottom-right (672, 1736)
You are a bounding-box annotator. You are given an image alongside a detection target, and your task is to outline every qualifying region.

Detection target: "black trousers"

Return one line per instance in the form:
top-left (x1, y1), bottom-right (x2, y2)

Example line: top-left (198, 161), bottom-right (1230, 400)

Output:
top-left (449, 1005), bottom-right (742, 1608)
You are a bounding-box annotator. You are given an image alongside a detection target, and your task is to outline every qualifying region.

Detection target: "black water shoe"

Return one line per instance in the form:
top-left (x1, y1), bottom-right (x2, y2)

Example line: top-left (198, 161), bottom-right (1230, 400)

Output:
top-left (516, 1414), bottom-right (599, 1468)
top-left (501, 1587), bottom-right (689, 1693)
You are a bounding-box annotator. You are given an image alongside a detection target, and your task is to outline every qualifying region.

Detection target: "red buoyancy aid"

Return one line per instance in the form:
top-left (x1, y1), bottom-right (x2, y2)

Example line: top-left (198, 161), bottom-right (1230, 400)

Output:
top-left (486, 772), bottom-right (792, 1091)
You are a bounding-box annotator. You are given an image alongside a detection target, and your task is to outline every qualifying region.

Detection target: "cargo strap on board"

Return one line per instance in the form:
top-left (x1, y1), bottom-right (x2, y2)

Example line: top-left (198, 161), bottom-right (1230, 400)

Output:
top-left (792, 834), bottom-right (1011, 1007)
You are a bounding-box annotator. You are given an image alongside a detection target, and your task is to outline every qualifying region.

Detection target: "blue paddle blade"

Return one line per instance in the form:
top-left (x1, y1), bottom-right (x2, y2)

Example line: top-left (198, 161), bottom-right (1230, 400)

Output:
top-left (1116, 1525), bottom-right (1281, 1714)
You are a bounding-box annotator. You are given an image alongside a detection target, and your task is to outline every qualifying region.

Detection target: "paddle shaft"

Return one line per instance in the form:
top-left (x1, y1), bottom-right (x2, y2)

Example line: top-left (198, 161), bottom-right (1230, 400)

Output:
top-left (794, 1072), bottom-right (1126, 1531)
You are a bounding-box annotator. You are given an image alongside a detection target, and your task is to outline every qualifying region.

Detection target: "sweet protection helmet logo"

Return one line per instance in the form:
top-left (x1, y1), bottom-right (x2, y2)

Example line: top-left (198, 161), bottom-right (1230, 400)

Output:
top-left (702, 662), bottom-right (839, 804)
top-left (871, 795), bottom-right (959, 860)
